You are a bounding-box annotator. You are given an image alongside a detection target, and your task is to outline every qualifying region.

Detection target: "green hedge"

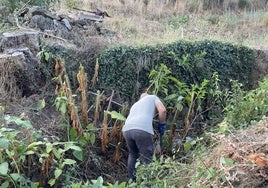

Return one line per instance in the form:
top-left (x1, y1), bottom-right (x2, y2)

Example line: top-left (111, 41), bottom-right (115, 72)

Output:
top-left (97, 40), bottom-right (255, 100)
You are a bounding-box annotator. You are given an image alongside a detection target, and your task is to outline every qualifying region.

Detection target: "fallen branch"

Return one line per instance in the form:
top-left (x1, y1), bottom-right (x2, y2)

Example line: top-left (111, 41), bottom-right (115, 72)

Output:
top-left (88, 90), bottom-right (123, 107)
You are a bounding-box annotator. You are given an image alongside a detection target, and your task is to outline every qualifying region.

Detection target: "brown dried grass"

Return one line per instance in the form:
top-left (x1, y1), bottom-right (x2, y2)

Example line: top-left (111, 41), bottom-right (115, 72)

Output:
top-left (57, 0), bottom-right (267, 47)
top-left (0, 60), bottom-right (22, 103)
top-left (195, 118), bottom-right (268, 187)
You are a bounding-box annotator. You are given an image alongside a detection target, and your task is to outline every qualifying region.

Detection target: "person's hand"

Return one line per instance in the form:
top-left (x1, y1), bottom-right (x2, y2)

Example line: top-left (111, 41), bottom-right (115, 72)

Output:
top-left (157, 123), bottom-right (166, 136)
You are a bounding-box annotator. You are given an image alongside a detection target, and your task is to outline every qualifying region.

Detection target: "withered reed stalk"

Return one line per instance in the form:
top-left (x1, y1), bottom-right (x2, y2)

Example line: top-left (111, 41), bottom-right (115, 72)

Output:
top-left (101, 90), bottom-right (114, 152)
top-left (91, 58), bottom-right (99, 87)
top-left (77, 64), bottom-right (88, 125)
top-left (93, 90), bottom-right (102, 127)
top-left (55, 57), bottom-right (83, 135)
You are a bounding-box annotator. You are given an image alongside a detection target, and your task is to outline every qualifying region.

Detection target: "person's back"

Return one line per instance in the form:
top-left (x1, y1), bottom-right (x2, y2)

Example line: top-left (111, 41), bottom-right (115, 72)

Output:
top-left (122, 94), bottom-right (160, 135)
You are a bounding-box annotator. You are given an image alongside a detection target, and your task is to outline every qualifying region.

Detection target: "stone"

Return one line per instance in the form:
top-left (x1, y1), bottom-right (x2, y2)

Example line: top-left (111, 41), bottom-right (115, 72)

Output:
top-left (0, 32), bottom-right (40, 56)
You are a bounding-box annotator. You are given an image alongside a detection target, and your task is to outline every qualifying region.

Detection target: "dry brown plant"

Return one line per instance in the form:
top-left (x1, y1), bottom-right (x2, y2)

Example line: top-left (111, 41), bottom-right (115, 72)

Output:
top-left (101, 90), bottom-right (114, 152)
top-left (0, 60), bottom-right (22, 102)
top-left (93, 90), bottom-right (102, 127)
top-left (91, 58), bottom-right (99, 87)
top-left (55, 57), bottom-right (83, 135)
top-left (194, 117), bottom-right (268, 187)
top-left (60, 0), bottom-right (267, 47)
top-left (101, 111), bottom-right (108, 152)
top-left (40, 153), bottom-right (54, 186)
top-left (77, 64), bottom-right (89, 125)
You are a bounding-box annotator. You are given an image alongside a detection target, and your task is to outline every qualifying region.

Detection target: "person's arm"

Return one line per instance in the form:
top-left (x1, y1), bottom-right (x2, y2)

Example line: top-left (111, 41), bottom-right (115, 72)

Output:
top-left (156, 101), bottom-right (166, 123)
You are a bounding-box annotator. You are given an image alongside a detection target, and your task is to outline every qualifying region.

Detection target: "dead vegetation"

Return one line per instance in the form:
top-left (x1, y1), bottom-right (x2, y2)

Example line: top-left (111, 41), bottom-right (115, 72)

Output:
top-left (189, 118), bottom-right (268, 187)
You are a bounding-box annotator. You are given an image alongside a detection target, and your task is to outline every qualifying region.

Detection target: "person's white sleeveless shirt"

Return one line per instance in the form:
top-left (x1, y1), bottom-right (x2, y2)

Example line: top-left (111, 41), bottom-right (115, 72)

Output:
top-left (122, 95), bottom-right (160, 135)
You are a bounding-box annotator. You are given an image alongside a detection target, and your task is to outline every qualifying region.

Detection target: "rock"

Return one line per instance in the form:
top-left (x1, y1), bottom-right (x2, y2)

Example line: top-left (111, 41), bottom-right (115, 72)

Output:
top-left (0, 32), bottom-right (40, 56)
top-left (24, 6), bottom-right (61, 21)
top-left (62, 18), bottom-right (72, 30)
top-left (0, 52), bottom-right (27, 69)
top-left (0, 52), bottom-right (27, 101)
top-left (28, 15), bottom-right (54, 31)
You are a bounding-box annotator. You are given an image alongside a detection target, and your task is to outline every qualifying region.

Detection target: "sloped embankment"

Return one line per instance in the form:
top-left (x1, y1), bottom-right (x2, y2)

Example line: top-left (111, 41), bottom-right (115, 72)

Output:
top-left (198, 118), bottom-right (268, 187)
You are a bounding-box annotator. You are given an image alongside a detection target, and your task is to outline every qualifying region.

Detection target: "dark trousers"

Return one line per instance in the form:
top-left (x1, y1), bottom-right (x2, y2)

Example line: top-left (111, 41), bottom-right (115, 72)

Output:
top-left (123, 129), bottom-right (154, 181)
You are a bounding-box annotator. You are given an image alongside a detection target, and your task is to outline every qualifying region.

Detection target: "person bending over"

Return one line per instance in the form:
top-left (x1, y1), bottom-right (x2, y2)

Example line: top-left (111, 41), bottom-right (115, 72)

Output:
top-left (122, 92), bottom-right (166, 181)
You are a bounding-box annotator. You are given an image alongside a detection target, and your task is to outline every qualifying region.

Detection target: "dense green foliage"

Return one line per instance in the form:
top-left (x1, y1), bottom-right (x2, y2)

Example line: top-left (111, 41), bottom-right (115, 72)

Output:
top-left (225, 76), bottom-right (268, 129)
top-left (97, 40), bottom-right (255, 101)
top-left (0, 114), bottom-right (82, 187)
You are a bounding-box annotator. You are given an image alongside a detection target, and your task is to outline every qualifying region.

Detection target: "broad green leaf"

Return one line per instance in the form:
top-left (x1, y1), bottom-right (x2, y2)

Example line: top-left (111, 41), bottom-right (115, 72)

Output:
top-left (10, 173), bottom-right (20, 181)
top-left (63, 159), bottom-right (76, 165)
top-left (25, 150), bottom-right (35, 155)
top-left (44, 52), bottom-right (50, 61)
top-left (220, 156), bottom-right (233, 166)
top-left (78, 137), bottom-right (88, 146)
top-left (0, 127), bottom-right (15, 132)
top-left (0, 138), bottom-right (9, 149)
top-left (90, 134), bottom-right (95, 145)
top-left (55, 100), bottom-right (60, 110)
top-left (70, 127), bottom-right (78, 138)
top-left (48, 178), bottom-right (56, 186)
top-left (54, 168), bottom-right (62, 179)
top-left (0, 162), bottom-right (8, 175)
top-left (73, 150), bottom-right (84, 161)
top-left (64, 143), bottom-right (82, 151)
top-left (82, 132), bottom-right (90, 141)
top-left (107, 111), bottom-right (126, 121)
top-left (59, 103), bottom-right (67, 114)
top-left (27, 141), bottom-right (43, 149)
top-left (87, 123), bottom-right (95, 130)
top-left (0, 181), bottom-right (9, 188)
top-left (31, 182), bottom-right (40, 188)
top-left (52, 148), bottom-right (61, 159)
top-left (218, 121), bottom-right (228, 134)
top-left (46, 143), bottom-right (53, 153)
top-left (4, 115), bottom-right (32, 128)
top-left (183, 141), bottom-right (192, 151)
top-left (91, 176), bottom-right (104, 186)
top-left (6, 150), bottom-right (14, 158)
top-left (37, 99), bottom-right (46, 110)
top-left (40, 153), bottom-right (49, 158)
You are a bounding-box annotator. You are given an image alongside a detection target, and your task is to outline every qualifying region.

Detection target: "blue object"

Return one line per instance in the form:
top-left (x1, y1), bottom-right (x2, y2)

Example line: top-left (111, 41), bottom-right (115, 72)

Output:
top-left (157, 123), bottom-right (166, 136)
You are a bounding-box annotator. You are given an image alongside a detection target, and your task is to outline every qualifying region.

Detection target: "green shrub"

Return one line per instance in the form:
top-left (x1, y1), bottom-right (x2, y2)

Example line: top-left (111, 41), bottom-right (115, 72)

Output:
top-left (224, 76), bottom-right (268, 128)
top-left (0, 114), bottom-right (82, 187)
top-left (238, 0), bottom-right (250, 9)
top-left (132, 156), bottom-right (189, 187)
top-left (97, 40), bottom-right (255, 101)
